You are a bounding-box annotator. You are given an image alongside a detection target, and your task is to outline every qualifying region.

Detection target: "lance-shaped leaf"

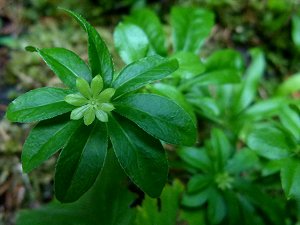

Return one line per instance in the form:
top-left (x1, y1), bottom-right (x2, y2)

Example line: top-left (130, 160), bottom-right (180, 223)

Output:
top-left (124, 8), bottom-right (167, 56)
top-left (114, 94), bottom-right (196, 145)
top-left (281, 159), bottom-right (300, 200)
top-left (112, 56), bottom-right (178, 97)
top-left (171, 7), bottom-right (214, 53)
top-left (22, 116), bottom-right (82, 173)
top-left (61, 8), bottom-right (113, 87)
top-left (28, 47), bottom-right (92, 89)
top-left (55, 121), bottom-right (108, 203)
top-left (6, 87), bottom-right (75, 123)
top-left (114, 23), bottom-right (149, 64)
top-left (108, 114), bottom-right (168, 198)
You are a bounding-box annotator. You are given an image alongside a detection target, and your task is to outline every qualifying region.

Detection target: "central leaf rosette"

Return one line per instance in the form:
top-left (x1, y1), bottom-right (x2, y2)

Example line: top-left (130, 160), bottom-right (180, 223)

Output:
top-left (65, 75), bottom-right (115, 125)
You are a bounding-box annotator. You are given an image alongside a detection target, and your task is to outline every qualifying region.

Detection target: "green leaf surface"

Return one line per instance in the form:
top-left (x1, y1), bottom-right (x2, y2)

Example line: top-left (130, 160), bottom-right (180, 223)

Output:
top-left (108, 114), bottom-right (168, 198)
top-left (233, 48), bottom-right (265, 113)
top-left (114, 94), bottom-right (196, 145)
top-left (171, 51), bottom-right (205, 80)
top-left (34, 47), bottom-right (92, 88)
top-left (125, 8), bottom-right (167, 56)
top-left (208, 189), bottom-right (226, 224)
top-left (114, 23), bottom-right (149, 64)
top-left (178, 147), bottom-right (211, 172)
top-left (279, 105), bottom-right (300, 140)
top-left (187, 174), bottom-right (211, 193)
top-left (292, 14), bottom-right (300, 50)
top-left (17, 149), bottom-right (136, 225)
top-left (22, 116), bottom-right (81, 173)
top-left (135, 180), bottom-right (184, 225)
top-left (149, 83), bottom-right (196, 124)
top-left (112, 55), bottom-right (178, 97)
top-left (276, 73), bottom-right (300, 96)
top-left (226, 148), bottom-right (259, 174)
top-left (182, 187), bottom-right (211, 207)
top-left (171, 7), bottom-right (214, 53)
top-left (62, 8), bottom-right (114, 87)
top-left (55, 121), bottom-right (108, 203)
top-left (281, 158), bottom-right (300, 200)
top-left (6, 87), bottom-right (75, 123)
top-left (247, 125), bottom-right (294, 160)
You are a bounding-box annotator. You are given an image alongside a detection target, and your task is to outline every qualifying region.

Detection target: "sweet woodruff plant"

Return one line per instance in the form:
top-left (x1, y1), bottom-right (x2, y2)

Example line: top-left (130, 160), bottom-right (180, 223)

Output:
top-left (6, 9), bottom-right (196, 203)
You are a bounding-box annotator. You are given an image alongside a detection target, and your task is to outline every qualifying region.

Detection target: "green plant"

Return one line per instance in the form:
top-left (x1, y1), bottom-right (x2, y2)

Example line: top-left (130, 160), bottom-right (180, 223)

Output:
top-left (6, 8), bottom-right (196, 204)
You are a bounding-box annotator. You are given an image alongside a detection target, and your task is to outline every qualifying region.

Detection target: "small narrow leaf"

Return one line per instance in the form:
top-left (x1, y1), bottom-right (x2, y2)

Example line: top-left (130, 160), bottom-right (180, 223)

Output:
top-left (76, 77), bottom-right (91, 99)
top-left (55, 122), bottom-right (108, 203)
top-left (65, 94), bottom-right (88, 106)
top-left (83, 106), bottom-right (95, 125)
top-left (70, 105), bottom-right (89, 120)
top-left (22, 116), bottom-right (81, 173)
top-left (114, 94), bottom-right (196, 145)
top-left (108, 114), bottom-right (168, 198)
top-left (91, 75), bottom-right (103, 96)
top-left (6, 87), bottom-right (75, 123)
top-left (98, 88), bottom-right (116, 102)
top-left (114, 23), bottom-right (149, 64)
top-left (281, 159), bottom-right (300, 200)
top-left (113, 56), bottom-right (178, 97)
top-left (95, 110), bottom-right (108, 122)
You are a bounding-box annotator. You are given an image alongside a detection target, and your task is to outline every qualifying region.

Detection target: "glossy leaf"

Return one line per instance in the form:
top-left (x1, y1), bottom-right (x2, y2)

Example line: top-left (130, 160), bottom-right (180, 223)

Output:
top-left (276, 73), bottom-right (300, 96)
top-left (187, 174), bottom-right (211, 193)
top-left (62, 8), bottom-right (113, 87)
top-left (55, 121), bottom-right (108, 203)
top-left (171, 7), bottom-right (214, 53)
top-left (182, 187), bottom-right (211, 207)
top-left (114, 94), bottom-right (196, 145)
top-left (112, 55), bottom-right (178, 97)
top-left (22, 116), bottom-right (81, 173)
top-left (208, 189), bottom-right (226, 224)
top-left (281, 159), bottom-right (300, 199)
top-left (233, 48), bottom-right (265, 113)
top-left (17, 149), bottom-right (136, 225)
top-left (178, 147), bottom-right (211, 172)
top-left (171, 51), bottom-right (205, 80)
top-left (31, 47), bottom-right (92, 88)
top-left (135, 180), bottom-right (184, 225)
top-left (279, 105), bottom-right (300, 140)
top-left (114, 23), bottom-right (149, 64)
top-left (6, 87), bottom-right (75, 122)
top-left (124, 8), bottom-right (167, 56)
top-left (247, 125), bottom-right (295, 160)
top-left (292, 14), bottom-right (300, 50)
top-left (108, 114), bottom-right (168, 198)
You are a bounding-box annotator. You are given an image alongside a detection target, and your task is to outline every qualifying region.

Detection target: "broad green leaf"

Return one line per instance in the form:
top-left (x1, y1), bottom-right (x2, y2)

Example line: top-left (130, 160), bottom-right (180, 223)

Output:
top-left (210, 128), bottom-right (232, 168)
top-left (17, 149), bottom-right (136, 225)
top-left (279, 105), bottom-right (300, 140)
top-left (22, 116), bottom-right (81, 173)
top-left (114, 94), bottom-right (196, 145)
top-left (281, 158), bottom-right (300, 199)
top-left (247, 125), bottom-right (295, 160)
top-left (187, 174), bottom-right (212, 193)
top-left (55, 121), bottom-right (108, 203)
top-left (112, 56), bottom-right (178, 97)
top-left (179, 69), bottom-right (241, 91)
top-left (276, 73), bottom-right (300, 96)
top-left (114, 23), bottom-right (149, 64)
top-left (135, 180), bottom-right (184, 225)
top-left (30, 47), bottom-right (92, 89)
top-left (226, 148), bottom-right (259, 174)
top-left (61, 8), bottom-right (114, 87)
top-left (171, 51), bottom-right (205, 80)
top-left (171, 7), bottom-right (214, 53)
top-left (178, 147), bottom-right (211, 172)
top-left (182, 187), bottom-right (211, 207)
top-left (204, 49), bottom-right (244, 72)
top-left (149, 83), bottom-right (196, 124)
top-left (292, 14), bottom-right (300, 50)
top-left (108, 114), bottom-right (168, 198)
top-left (6, 87), bottom-right (75, 123)
top-left (208, 189), bottom-right (226, 224)
top-left (124, 8), bottom-right (167, 56)
top-left (233, 48), bottom-right (265, 113)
